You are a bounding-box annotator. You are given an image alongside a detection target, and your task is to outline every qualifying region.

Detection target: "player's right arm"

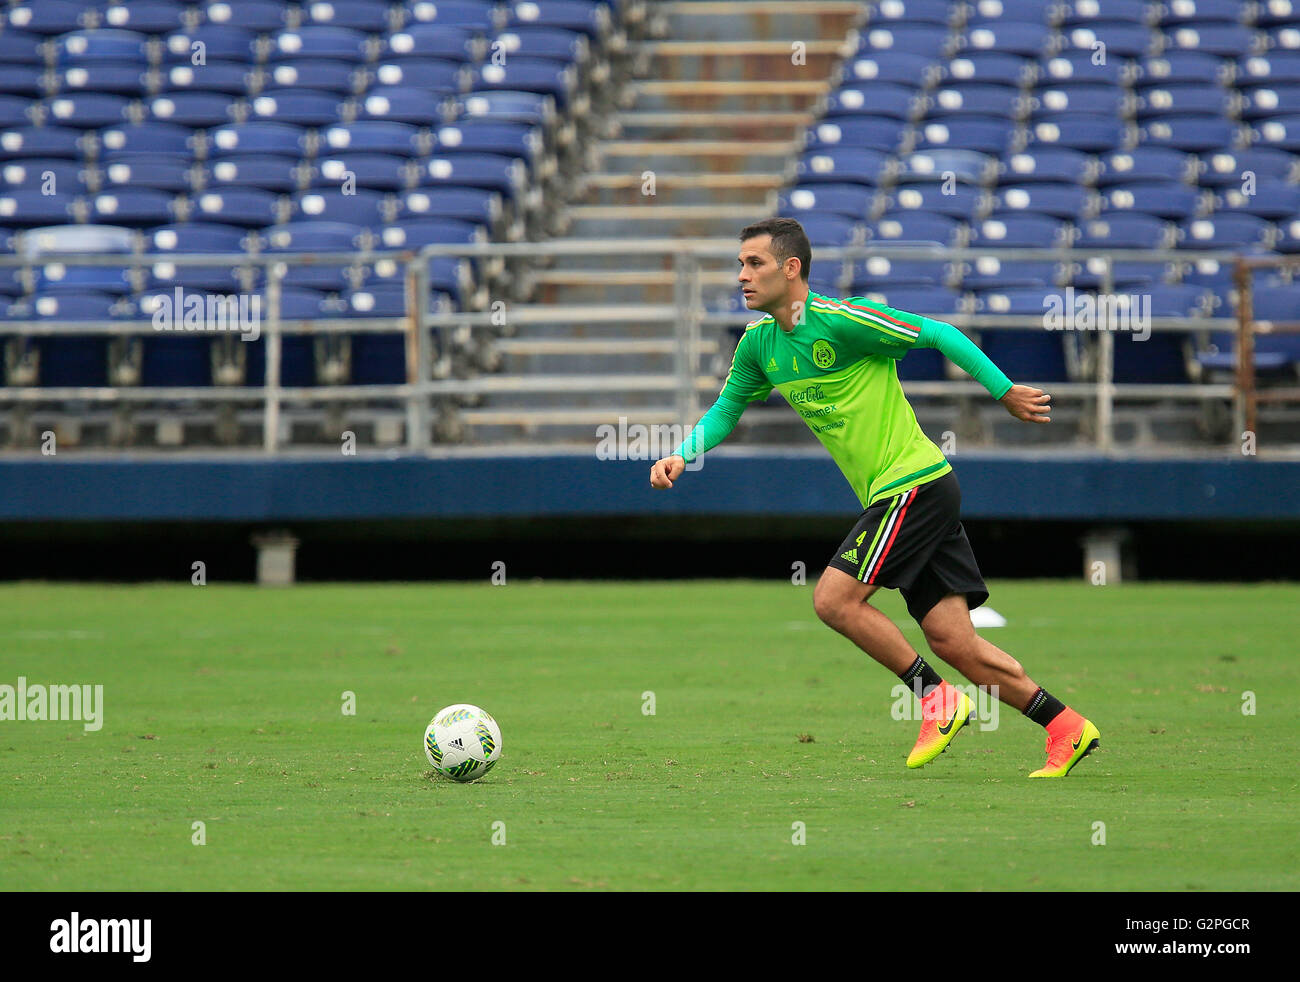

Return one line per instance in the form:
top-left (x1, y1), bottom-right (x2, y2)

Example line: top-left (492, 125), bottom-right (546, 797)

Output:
top-left (650, 328), bottom-right (769, 489)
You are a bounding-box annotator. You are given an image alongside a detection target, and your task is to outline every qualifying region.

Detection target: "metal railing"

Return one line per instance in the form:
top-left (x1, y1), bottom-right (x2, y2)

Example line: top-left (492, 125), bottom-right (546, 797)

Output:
top-left (0, 240), bottom-right (1295, 452)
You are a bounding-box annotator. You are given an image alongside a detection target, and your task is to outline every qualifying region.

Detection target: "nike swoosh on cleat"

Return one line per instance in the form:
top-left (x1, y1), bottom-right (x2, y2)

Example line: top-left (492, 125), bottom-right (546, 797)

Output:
top-left (1072, 733), bottom-right (1083, 751)
top-left (938, 712), bottom-right (957, 735)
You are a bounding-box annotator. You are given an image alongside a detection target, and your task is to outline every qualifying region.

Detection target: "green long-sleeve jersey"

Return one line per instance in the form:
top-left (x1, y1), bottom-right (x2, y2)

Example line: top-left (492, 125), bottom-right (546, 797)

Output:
top-left (673, 291), bottom-right (1014, 508)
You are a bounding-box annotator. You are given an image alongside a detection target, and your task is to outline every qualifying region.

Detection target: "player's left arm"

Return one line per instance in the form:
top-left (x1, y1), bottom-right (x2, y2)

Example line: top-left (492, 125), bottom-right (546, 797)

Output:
top-left (914, 318), bottom-right (1050, 424)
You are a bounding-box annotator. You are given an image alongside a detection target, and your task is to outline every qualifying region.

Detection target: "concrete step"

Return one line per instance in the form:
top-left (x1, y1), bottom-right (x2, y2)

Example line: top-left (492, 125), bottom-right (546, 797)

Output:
top-left (608, 110), bottom-right (813, 142)
top-left (651, 1), bottom-right (865, 43)
top-left (576, 170), bottom-right (785, 207)
top-left (629, 44), bottom-right (848, 84)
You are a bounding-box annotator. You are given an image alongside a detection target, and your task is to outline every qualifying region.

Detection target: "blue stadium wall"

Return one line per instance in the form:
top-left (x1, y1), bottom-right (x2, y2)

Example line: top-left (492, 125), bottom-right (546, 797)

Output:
top-left (2, 453), bottom-right (1299, 581)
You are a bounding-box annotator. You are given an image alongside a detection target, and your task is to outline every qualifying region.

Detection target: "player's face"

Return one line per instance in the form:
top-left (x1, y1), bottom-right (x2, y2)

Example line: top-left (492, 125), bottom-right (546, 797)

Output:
top-left (737, 236), bottom-right (791, 311)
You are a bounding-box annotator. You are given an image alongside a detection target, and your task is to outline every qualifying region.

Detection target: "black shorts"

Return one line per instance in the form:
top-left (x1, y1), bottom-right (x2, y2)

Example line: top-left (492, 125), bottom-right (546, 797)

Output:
top-left (825, 471), bottom-right (989, 623)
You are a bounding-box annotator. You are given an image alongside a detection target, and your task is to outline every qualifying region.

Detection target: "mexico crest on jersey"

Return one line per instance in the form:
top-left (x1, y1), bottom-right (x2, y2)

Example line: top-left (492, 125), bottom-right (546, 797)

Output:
top-left (812, 338), bottom-right (836, 370)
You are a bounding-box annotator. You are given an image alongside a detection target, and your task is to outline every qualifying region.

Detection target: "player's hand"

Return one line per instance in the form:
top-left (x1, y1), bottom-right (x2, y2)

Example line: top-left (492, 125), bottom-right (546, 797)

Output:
top-left (1000, 384), bottom-right (1051, 423)
top-left (650, 454), bottom-right (686, 489)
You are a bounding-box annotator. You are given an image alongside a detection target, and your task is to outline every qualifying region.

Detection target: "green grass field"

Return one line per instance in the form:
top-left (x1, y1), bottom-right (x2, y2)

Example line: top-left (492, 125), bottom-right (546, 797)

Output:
top-left (0, 580), bottom-right (1295, 891)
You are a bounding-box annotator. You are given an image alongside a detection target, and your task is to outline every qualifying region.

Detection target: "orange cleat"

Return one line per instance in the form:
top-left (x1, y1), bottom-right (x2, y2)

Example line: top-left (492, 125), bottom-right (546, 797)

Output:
top-left (906, 680), bottom-right (974, 769)
top-left (1029, 709), bottom-right (1101, 778)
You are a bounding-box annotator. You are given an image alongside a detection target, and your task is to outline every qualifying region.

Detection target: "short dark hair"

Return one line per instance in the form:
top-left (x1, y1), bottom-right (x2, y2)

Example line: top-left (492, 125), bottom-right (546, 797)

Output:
top-left (739, 217), bottom-right (811, 282)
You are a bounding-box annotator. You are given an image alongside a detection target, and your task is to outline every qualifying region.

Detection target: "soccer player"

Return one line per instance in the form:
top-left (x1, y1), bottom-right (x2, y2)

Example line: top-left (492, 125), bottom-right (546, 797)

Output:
top-left (649, 218), bottom-right (1100, 777)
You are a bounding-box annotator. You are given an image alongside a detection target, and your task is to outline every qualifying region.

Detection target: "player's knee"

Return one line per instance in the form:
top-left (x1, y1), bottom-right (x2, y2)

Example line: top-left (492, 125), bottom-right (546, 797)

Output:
top-left (923, 623), bottom-right (974, 665)
top-left (813, 580), bottom-right (851, 629)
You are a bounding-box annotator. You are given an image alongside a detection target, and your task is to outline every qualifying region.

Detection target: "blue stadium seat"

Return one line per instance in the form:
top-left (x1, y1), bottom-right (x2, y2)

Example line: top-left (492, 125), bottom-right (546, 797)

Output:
top-left (887, 182), bottom-right (982, 220)
top-left (1139, 114), bottom-right (1238, 152)
top-left (871, 0), bottom-right (953, 26)
top-left (795, 149), bottom-right (892, 186)
top-left (0, 191), bottom-right (75, 227)
top-left (470, 59), bottom-right (574, 106)
top-left (490, 27), bottom-right (587, 62)
top-left (324, 121), bottom-right (424, 156)
top-left (415, 153), bottom-right (526, 197)
top-left (866, 212), bottom-right (963, 246)
top-left (434, 121), bottom-right (537, 161)
top-left (1177, 257), bottom-right (1235, 291)
top-left (858, 286), bottom-right (962, 315)
top-left (291, 188), bottom-right (387, 228)
top-left (778, 184), bottom-right (873, 221)
top-left (250, 88), bottom-right (344, 127)
top-left (1027, 114), bottom-right (1124, 152)
top-left (270, 27), bottom-right (372, 64)
top-left (102, 1), bottom-right (188, 34)
top-left (16, 291), bottom-right (119, 387)
top-left (959, 21), bottom-right (1052, 58)
top-left (1276, 214), bottom-right (1300, 252)
top-left (1146, 283), bottom-right (1212, 316)
top-left (0, 161), bottom-right (86, 194)
top-left (0, 97), bottom-right (29, 129)
top-left (858, 24), bottom-right (952, 57)
top-left (0, 127), bottom-right (84, 160)
top-left (972, 287), bottom-right (1062, 316)
top-left (244, 289), bottom-right (324, 386)
top-left (1058, 20), bottom-right (1153, 58)
top-left (398, 188), bottom-right (500, 226)
top-left (805, 118), bottom-right (906, 153)
top-left (203, 155), bottom-right (303, 193)
top-left (799, 214), bottom-right (863, 246)
top-left (383, 25), bottom-right (477, 62)
top-left (0, 65), bottom-right (45, 99)
top-left (1213, 181), bottom-right (1300, 219)
top-left (971, 213), bottom-right (1068, 247)
top-left (200, 0), bottom-right (292, 33)
top-left (7, 2), bottom-right (96, 36)
top-left (1075, 213), bottom-right (1172, 249)
top-left (974, 335), bottom-right (1069, 383)
top-left (823, 84), bottom-right (917, 120)
top-left (369, 56), bottom-right (467, 91)
top-left (43, 93), bottom-right (133, 128)
top-left (1072, 257), bottom-right (1173, 289)
top-left (897, 148), bottom-right (993, 184)
top-left (192, 188), bottom-right (284, 227)
top-left (0, 31), bottom-right (45, 65)
top-left (314, 153), bottom-right (410, 191)
top-left (845, 52), bottom-right (938, 87)
top-left (1031, 82), bottom-right (1124, 117)
top-left (1197, 147), bottom-right (1296, 185)
top-left (1096, 147), bottom-right (1196, 185)
top-left (453, 91), bottom-right (554, 125)
top-left (1103, 181), bottom-right (1200, 220)
top-left (1060, 0), bottom-right (1151, 27)
top-left (1163, 24), bottom-right (1255, 57)
top-left (992, 183), bottom-right (1092, 219)
top-left (148, 91), bottom-right (239, 128)
top-left (503, 1), bottom-right (609, 38)
top-left (267, 59), bottom-right (360, 94)
top-left (90, 189), bottom-right (178, 227)
top-left (40, 263), bottom-right (136, 297)
top-left (54, 29), bottom-right (150, 67)
top-left (1157, 0), bottom-right (1243, 25)
top-left (1040, 50), bottom-right (1125, 84)
top-left (1178, 214), bottom-right (1276, 249)
top-left (1250, 114), bottom-right (1300, 150)
top-left (1240, 84), bottom-right (1300, 120)
top-left (915, 116), bottom-right (1013, 155)
top-left (850, 255), bottom-right (951, 290)
top-left (942, 52), bottom-right (1032, 85)
top-left (159, 61), bottom-right (252, 95)
top-left (262, 220), bottom-right (365, 291)
top-left (301, 0), bottom-right (394, 32)
top-left (926, 83), bottom-right (1020, 118)
top-left (403, 0), bottom-right (499, 33)
top-left (999, 147), bottom-right (1094, 184)
top-left (1138, 51), bottom-right (1231, 85)
top-left (101, 157), bottom-right (193, 194)
top-left (377, 218), bottom-right (483, 249)
top-left (146, 222), bottom-right (250, 293)
top-left (1135, 83), bottom-right (1234, 118)
top-left (355, 86), bottom-right (446, 125)
top-left (162, 26), bottom-right (258, 64)
top-left (99, 122), bottom-right (194, 158)
top-left (210, 122), bottom-right (309, 158)
top-left (56, 62), bottom-right (147, 97)
top-left (958, 255), bottom-right (1061, 290)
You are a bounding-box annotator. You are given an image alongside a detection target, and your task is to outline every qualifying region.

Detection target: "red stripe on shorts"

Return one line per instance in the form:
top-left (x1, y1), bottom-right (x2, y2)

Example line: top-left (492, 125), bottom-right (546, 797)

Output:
top-left (867, 487), bottom-right (918, 585)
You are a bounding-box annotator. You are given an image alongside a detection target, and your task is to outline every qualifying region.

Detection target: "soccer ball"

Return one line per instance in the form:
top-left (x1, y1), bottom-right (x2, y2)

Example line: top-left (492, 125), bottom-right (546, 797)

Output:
top-left (424, 704), bottom-right (501, 782)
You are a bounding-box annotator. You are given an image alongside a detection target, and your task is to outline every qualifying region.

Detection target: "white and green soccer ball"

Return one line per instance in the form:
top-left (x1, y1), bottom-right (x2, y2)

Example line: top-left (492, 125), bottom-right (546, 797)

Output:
top-left (424, 704), bottom-right (501, 782)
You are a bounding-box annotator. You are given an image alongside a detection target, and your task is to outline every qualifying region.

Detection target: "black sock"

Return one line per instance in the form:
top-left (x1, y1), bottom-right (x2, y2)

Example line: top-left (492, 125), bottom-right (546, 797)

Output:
top-left (1023, 687), bottom-right (1067, 727)
top-left (899, 656), bottom-right (943, 698)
